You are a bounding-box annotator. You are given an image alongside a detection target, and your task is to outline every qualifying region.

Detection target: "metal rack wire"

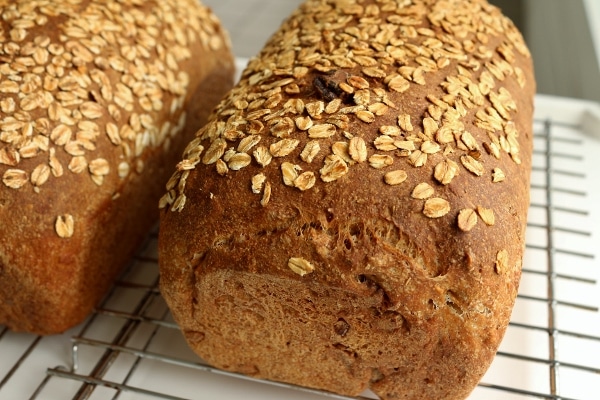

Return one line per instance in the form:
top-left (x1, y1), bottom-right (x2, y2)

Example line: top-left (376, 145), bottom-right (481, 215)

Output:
top-left (1, 99), bottom-right (599, 400)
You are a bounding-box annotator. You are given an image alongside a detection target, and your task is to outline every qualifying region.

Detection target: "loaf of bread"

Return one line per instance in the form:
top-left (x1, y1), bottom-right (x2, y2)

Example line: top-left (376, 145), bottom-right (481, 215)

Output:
top-left (159, 0), bottom-right (535, 398)
top-left (0, 0), bottom-right (234, 335)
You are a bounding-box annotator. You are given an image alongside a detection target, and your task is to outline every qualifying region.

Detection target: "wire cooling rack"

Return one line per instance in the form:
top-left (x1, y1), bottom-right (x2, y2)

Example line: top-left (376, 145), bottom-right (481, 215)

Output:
top-left (1, 94), bottom-right (599, 400)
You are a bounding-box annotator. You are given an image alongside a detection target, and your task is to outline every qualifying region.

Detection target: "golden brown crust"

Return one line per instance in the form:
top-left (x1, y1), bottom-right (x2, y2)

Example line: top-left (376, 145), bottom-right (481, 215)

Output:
top-left (0, 0), bottom-right (234, 334)
top-left (159, 0), bottom-right (534, 398)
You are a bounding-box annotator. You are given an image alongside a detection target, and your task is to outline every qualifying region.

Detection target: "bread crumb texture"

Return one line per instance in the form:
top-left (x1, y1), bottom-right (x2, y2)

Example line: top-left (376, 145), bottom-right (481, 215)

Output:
top-left (159, 0), bottom-right (534, 399)
top-left (0, 0), bottom-right (226, 237)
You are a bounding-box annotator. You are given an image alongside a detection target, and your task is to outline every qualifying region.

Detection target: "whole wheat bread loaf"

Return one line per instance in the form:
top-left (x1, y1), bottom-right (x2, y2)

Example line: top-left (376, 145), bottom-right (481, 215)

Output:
top-left (0, 0), bottom-right (234, 335)
top-left (159, 0), bottom-right (535, 398)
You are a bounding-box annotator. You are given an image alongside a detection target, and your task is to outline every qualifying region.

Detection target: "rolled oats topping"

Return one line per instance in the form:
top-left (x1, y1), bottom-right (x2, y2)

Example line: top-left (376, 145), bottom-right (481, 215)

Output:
top-left (55, 214), bottom-right (74, 238)
top-left (457, 208), bottom-right (478, 231)
top-left (2, 168), bottom-right (28, 189)
top-left (294, 171), bottom-right (316, 191)
top-left (320, 154), bottom-right (349, 182)
top-left (492, 167), bottom-right (506, 183)
top-left (160, 0), bottom-right (531, 242)
top-left (412, 182), bottom-right (435, 200)
top-left (495, 249), bottom-right (509, 274)
top-left (477, 205), bottom-right (496, 226)
top-left (434, 159), bottom-right (459, 185)
top-left (1, 0), bottom-right (228, 204)
top-left (251, 173), bottom-right (267, 194)
top-left (288, 257), bottom-right (315, 276)
top-left (384, 170), bottom-right (408, 186)
top-left (348, 136), bottom-right (368, 162)
top-left (281, 162), bottom-right (301, 186)
top-left (423, 197), bottom-right (451, 219)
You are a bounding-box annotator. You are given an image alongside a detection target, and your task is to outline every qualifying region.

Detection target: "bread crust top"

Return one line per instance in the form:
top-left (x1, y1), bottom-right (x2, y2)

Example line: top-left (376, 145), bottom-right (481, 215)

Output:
top-left (160, 0), bottom-right (534, 290)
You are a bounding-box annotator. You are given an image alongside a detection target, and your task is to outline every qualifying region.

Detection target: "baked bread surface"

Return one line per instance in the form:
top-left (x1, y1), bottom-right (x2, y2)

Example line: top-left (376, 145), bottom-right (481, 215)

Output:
top-left (159, 0), bottom-right (535, 398)
top-left (0, 0), bottom-right (234, 334)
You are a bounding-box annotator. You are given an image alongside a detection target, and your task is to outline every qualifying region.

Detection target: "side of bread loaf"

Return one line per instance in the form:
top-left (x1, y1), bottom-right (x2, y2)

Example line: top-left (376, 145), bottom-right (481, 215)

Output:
top-left (0, 0), bottom-right (234, 334)
top-left (159, 0), bottom-right (535, 399)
